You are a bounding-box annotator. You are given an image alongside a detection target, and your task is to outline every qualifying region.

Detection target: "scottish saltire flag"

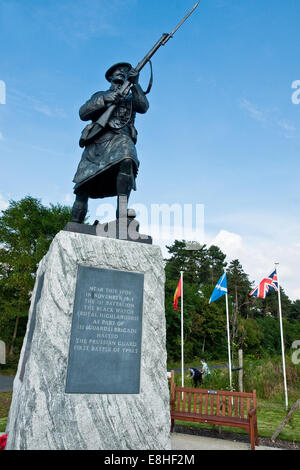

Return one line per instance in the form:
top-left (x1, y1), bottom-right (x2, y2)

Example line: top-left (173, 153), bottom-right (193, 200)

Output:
top-left (249, 270), bottom-right (278, 299)
top-left (209, 272), bottom-right (227, 304)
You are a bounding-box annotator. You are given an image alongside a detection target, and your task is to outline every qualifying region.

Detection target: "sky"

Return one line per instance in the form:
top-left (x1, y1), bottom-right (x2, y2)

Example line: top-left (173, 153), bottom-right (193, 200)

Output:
top-left (0, 0), bottom-right (300, 300)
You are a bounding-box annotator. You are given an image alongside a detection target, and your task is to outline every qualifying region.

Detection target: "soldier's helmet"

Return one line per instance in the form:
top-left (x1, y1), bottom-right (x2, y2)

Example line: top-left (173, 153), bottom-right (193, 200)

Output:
top-left (105, 62), bottom-right (132, 82)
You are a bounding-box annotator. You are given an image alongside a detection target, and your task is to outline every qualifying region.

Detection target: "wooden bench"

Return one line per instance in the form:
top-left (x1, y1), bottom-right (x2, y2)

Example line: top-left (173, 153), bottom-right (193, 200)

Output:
top-left (170, 371), bottom-right (259, 450)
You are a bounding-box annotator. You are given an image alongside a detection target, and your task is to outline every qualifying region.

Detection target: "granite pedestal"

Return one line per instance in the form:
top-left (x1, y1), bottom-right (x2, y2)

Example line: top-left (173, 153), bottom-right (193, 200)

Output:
top-left (5, 231), bottom-right (171, 450)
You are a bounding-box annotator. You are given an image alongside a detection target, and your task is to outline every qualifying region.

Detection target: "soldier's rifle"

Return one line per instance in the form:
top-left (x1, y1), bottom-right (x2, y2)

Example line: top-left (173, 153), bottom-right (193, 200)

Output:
top-left (80, 1), bottom-right (199, 147)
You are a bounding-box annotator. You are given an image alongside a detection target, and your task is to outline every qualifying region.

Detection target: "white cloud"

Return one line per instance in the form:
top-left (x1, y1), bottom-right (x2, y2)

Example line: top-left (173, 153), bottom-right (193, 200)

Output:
top-left (239, 98), bottom-right (267, 123)
top-left (239, 98), bottom-right (296, 138)
top-left (64, 193), bottom-right (72, 204)
top-left (277, 119), bottom-right (296, 132)
top-left (34, 104), bottom-right (67, 118)
top-left (0, 131), bottom-right (3, 140)
top-left (151, 227), bottom-right (300, 301)
top-left (207, 211), bottom-right (300, 241)
top-left (213, 230), bottom-right (243, 253)
top-left (9, 88), bottom-right (67, 119)
top-left (34, 104), bottom-right (53, 117)
top-left (143, 227), bottom-right (300, 301)
top-left (290, 287), bottom-right (300, 300)
top-left (208, 229), bottom-right (300, 301)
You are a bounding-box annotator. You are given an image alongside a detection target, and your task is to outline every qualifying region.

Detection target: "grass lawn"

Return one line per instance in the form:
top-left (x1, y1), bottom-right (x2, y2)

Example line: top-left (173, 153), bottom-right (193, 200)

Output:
top-left (0, 418), bottom-right (7, 433)
top-left (0, 391), bottom-right (12, 432)
top-left (257, 400), bottom-right (300, 442)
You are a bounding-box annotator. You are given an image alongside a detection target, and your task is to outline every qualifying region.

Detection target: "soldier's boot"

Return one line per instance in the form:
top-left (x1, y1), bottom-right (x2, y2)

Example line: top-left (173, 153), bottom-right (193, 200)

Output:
top-left (116, 187), bottom-right (135, 220)
top-left (116, 159), bottom-right (136, 219)
top-left (71, 192), bottom-right (88, 224)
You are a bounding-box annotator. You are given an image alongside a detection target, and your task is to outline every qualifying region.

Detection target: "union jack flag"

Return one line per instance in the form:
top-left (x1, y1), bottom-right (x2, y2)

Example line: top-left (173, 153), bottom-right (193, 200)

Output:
top-left (249, 270), bottom-right (278, 299)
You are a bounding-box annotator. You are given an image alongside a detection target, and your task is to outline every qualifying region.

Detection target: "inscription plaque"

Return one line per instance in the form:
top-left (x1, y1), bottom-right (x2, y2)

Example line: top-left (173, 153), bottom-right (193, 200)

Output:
top-left (65, 265), bottom-right (144, 394)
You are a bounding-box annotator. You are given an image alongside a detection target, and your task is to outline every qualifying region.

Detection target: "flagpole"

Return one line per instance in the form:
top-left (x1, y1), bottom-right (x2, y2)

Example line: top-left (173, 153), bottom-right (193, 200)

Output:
top-left (180, 271), bottom-right (184, 391)
top-left (225, 290), bottom-right (232, 390)
top-left (275, 263), bottom-right (289, 410)
top-left (209, 271), bottom-right (232, 389)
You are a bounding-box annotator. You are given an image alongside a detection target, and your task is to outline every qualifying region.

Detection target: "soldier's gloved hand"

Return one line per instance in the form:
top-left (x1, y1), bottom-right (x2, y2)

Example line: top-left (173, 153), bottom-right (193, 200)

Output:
top-left (127, 67), bottom-right (139, 84)
top-left (104, 90), bottom-right (122, 105)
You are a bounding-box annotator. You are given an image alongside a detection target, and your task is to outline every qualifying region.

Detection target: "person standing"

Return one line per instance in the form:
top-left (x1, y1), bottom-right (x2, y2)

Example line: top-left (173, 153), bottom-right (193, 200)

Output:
top-left (200, 359), bottom-right (211, 380)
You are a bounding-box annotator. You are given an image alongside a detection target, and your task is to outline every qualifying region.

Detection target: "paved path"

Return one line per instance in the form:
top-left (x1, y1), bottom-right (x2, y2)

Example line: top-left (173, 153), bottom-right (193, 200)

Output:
top-left (0, 431), bottom-right (282, 450)
top-left (171, 432), bottom-right (282, 450)
top-left (0, 374), bottom-right (14, 392)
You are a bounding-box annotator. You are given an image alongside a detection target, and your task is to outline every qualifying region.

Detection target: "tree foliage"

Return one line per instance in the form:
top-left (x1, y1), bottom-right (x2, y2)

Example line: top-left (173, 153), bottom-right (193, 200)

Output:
top-left (165, 240), bottom-right (300, 363)
top-left (0, 196), bottom-right (72, 355)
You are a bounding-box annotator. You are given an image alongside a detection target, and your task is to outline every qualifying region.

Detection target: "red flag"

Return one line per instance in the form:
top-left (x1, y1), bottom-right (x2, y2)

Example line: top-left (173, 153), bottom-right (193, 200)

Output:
top-left (173, 277), bottom-right (182, 311)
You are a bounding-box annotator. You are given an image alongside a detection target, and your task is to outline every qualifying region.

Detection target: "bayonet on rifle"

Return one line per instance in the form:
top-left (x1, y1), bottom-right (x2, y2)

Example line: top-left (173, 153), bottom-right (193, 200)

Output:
top-left (162, 1), bottom-right (200, 43)
top-left (80, 2), bottom-right (199, 147)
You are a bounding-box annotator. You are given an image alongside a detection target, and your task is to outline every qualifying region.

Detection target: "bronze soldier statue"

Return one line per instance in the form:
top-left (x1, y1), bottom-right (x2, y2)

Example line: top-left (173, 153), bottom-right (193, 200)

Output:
top-left (70, 3), bottom-right (199, 228)
top-left (71, 63), bottom-right (149, 223)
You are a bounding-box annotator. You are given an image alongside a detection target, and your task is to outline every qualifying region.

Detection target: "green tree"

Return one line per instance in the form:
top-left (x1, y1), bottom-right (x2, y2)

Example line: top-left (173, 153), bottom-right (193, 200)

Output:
top-left (0, 196), bottom-right (72, 356)
top-left (204, 245), bottom-right (227, 286)
top-left (165, 240), bottom-right (208, 285)
top-left (164, 239), bottom-right (300, 363)
top-left (227, 259), bottom-right (253, 317)
top-left (164, 240), bottom-right (228, 361)
top-left (254, 288), bottom-right (292, 320)
top-left (227, 259), bottom-right (254, 353)
top-left (288, 299), bottom-right (300, 321)
top-left (165, 279), bottom-right (203, 361)
top-left (236, 318), bottom-right (264, 354)
top-left (197, 284), bottom-right (228, 360)
top-left (165, 241), bottom-right (227, 286)
top-left (255, 317), bottom-right (282, 356)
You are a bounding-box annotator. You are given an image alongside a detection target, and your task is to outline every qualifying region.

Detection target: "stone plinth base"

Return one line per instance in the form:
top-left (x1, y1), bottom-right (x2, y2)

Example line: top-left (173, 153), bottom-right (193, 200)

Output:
top-left (5, 231), bottom-right (171, 450)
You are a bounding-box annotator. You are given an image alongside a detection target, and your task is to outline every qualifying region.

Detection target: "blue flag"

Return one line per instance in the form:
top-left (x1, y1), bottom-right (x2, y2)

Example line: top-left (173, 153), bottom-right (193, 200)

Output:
top-left (209, 272), bottom-right (227, 304)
